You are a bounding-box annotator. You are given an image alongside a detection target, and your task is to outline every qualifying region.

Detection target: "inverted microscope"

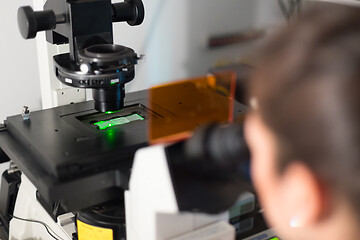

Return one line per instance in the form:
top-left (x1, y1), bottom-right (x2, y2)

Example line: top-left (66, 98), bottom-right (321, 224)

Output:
top-left (0, 0), bottom-right (276, 239)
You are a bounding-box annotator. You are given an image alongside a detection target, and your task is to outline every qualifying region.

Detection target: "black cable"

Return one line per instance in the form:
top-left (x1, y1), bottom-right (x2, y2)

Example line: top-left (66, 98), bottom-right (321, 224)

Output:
top-left (9, 214), bottom-right (63, 240)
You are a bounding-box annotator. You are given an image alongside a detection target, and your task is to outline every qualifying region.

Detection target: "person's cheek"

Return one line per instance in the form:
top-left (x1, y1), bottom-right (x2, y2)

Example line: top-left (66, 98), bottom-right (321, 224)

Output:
top-left (250, 137), bottom-right (273, 211)
top-left (245, 115), bottom-right (271, 204)
top-left (245, 114), bottom-right (283, 228)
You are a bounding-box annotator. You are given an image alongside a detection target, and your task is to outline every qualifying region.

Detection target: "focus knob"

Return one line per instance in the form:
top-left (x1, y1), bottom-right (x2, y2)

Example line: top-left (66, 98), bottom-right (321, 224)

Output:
top-left (17, 6), bottom-right (57, 39)
top-left (185, 124), bottom-right (250, 169)
top-left (112, 0), bottom-right (145, 26)
top-left (126, 0), bottom-right (145, 26)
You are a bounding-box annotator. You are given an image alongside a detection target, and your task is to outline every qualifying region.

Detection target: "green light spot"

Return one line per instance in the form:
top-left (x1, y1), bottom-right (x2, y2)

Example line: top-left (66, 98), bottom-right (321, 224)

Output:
top-left (94, 114), bottom-right (144, 130)
top-left (106, 111), bottom-right (120, 114)
top-left (110, 82), bottom-right (117, 85)
top-left (127, 114), bottom-right (144, 121)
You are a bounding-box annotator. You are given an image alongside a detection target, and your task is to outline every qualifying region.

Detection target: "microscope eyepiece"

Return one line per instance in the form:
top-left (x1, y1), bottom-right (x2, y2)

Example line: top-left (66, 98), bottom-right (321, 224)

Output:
top-left (185, 123), bottom-right (250, 171)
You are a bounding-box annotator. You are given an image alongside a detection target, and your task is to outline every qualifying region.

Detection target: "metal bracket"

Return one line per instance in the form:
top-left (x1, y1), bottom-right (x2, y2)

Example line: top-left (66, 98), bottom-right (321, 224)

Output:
top-left (54, 88), bottom-right (86, 106)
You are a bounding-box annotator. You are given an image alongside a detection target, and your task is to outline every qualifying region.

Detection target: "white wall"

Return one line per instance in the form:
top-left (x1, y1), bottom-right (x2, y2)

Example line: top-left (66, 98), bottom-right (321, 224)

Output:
top-left (0, 0), bottom-right (284, 123)
top-left (121, 0), bottom-right (284, 93)
top-left (0, 1), bottom-right (42, 123)
top-left (254, 0), bottom-right (284, 28)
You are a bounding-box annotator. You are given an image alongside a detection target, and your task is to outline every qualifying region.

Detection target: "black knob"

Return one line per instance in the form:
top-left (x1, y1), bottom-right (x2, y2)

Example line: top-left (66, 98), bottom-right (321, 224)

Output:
top-left (112, 0), bottom-right (145, 26)
top-left (185, 124), bottom-right (250, 169)
top-left (17, 6), bottom-right (57, 39)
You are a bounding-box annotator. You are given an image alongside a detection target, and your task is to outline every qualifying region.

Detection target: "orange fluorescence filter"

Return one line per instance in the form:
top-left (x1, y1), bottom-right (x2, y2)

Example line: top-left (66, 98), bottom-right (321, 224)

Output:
top-left (148, 71), bottom-right (236, 144)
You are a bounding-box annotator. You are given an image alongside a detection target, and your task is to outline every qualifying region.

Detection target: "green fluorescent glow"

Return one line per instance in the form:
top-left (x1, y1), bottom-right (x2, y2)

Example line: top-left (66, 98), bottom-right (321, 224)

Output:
top-left (94, 114), bottom-right (144, 130)
top-left (269, 238), bottom-right (280, 240)
top-left (106, 110), bottom-right (121, 114)
top-left (110, 82), bottom-right (117, 85)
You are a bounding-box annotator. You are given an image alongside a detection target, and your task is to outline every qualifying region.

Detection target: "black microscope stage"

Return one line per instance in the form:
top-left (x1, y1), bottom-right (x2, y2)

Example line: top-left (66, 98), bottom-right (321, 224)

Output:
top-left (0, 90), bottom-right (153, 212)
top-left (0, 89), bottom-right (247, 214)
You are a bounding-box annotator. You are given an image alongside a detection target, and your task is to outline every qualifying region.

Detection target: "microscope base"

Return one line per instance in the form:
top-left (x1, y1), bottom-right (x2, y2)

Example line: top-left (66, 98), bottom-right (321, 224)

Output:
top-left (9, 175), bottom-right (75, 240)
top-left (125, 144), bottom-right (235, 240)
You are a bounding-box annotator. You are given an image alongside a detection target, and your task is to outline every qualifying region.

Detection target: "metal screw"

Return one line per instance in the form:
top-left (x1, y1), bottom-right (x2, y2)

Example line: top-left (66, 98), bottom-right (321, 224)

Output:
top-left (8, 160), bottom-right (19, 174)
top-left (22, 106), bottom-right (30, 120)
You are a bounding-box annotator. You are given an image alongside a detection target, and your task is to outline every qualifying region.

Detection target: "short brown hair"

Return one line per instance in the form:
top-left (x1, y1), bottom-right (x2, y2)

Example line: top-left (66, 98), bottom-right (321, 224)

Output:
top-left (250, 3), bottom-right (360, 218)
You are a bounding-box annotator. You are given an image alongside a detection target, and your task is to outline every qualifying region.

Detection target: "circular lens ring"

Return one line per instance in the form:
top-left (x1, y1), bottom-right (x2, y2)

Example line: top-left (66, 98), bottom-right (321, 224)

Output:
top-left (84, 44), bottom-right (128, 58)
top-left (79, 44), bottom-right (137, 65)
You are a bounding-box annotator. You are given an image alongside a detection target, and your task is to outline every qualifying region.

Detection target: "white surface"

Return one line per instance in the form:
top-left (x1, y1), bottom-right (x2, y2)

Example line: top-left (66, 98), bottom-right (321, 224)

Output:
top-left (0, 162), bottom-right (9, 176)
top-left (0, 162), bottom-right (10, 188)
top-left (121, 0), bottom-right (283, 93)
top-left (255, 0), bottom-right (284, 27)
top-left (169, 221), bottom-right (235, 240)
top-left (126, 144), bottom-right (180, 240)
top-left (57, 213), bottom-right (77, 240)
top-left (54, 87), bottom-right (86, 106)
top-left (126, 145), bottom-right (229, 240)
top-left (0, 0), bottom-right (42, 123)
top-left (9, 175), bottom-right (73, 240)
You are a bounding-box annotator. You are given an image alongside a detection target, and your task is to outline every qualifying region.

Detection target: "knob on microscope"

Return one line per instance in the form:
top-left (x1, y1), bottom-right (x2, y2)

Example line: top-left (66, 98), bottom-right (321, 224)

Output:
top-left (112, 0), bottom-right (145, 25)
top-left (17, 6), bottom-right (65, 39)
top-left (184, 123), bottom-right (250, 176)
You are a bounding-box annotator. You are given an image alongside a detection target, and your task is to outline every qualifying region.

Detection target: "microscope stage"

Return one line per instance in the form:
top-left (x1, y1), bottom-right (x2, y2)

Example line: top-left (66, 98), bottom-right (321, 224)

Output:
top-left (0, 85), bottom-right (247, 213)
top-left (0, 90), bottom-right (153, 212)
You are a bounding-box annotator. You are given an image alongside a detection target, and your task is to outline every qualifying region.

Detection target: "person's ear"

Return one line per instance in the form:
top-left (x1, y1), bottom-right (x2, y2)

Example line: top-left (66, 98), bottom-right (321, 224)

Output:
top-left (280, 162), bottom-right (327, 228)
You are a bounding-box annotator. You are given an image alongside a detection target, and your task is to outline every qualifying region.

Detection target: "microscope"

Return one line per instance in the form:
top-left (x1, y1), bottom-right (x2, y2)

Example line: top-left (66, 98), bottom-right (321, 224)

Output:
top-left (17, 0), bottom-right (144, 112)
top-left (0, 0), bottom-right (276, 239)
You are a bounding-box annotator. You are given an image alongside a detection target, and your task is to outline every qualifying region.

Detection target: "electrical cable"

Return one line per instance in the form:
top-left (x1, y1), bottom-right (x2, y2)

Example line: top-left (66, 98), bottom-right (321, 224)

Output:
top-left (9, 214), bottom-right (64, 240)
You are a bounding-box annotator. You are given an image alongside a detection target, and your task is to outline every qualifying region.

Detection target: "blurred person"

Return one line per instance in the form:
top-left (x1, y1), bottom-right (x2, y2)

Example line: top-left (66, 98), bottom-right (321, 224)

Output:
top-left (245, 3), bottom-right (360, 240)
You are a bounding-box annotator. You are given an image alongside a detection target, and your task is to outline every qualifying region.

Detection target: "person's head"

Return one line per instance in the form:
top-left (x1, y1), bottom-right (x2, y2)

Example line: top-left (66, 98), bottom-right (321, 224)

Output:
top-left (245, 3), bottom-right (360, 240)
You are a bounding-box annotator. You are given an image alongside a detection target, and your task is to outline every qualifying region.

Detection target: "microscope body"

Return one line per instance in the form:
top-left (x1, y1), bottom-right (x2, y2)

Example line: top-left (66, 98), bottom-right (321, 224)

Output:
top-left (18, 0), bottom-right (144, 112)
top-left (43, 0), bottom-right (114, 60)
top-left (8, 144), bottom-right (237, 240)
top-left (0, 1), bottom-right (268, 239)
top-left (1, 85), bottom-right (251, 240)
